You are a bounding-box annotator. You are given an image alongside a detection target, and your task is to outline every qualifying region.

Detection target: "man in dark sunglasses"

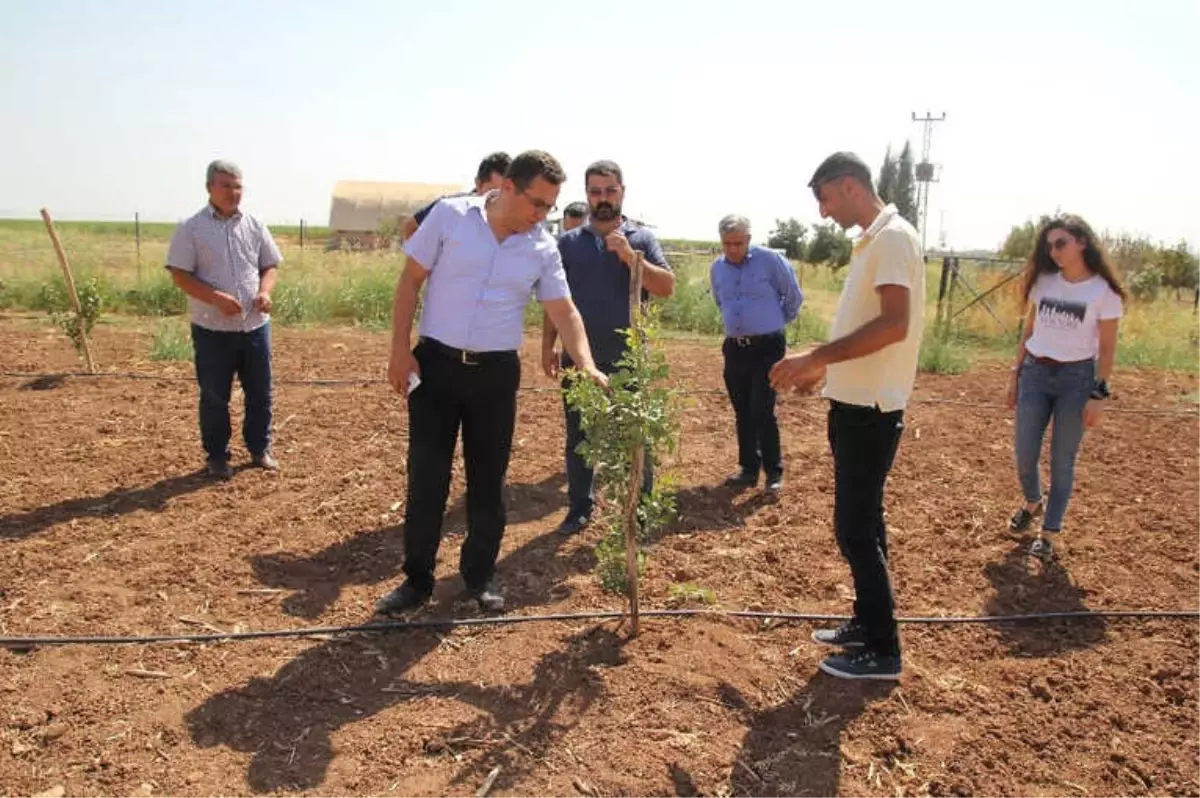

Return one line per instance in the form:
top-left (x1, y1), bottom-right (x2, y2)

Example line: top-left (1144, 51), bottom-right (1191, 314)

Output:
top-left (541, 159), bottom-right (675, 536)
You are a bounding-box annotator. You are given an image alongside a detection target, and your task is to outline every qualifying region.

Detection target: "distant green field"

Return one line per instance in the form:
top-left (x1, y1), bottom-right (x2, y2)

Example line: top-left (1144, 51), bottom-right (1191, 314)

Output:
top-left (1, 219), bottom-right (1195, 373)
top-left (0, 218), bottom-right (329, 241)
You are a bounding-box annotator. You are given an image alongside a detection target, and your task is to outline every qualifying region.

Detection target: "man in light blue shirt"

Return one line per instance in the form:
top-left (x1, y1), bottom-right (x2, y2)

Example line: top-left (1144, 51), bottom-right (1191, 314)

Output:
top-left (710, 214), bottom-right (803, 492)
top-left (166, 159), bottom-right (282, 479)
top-left (378, 150), bottom-right (605, 616)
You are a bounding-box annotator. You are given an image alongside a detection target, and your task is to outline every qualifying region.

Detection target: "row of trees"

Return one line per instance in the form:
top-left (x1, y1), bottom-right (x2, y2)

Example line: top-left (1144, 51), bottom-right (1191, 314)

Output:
top-left (767, 141), bottom-right (922, 266)
top-left (1001, 216), bottom-right (1199, 301)
top-left (765, 219), bottom-right (853, 265)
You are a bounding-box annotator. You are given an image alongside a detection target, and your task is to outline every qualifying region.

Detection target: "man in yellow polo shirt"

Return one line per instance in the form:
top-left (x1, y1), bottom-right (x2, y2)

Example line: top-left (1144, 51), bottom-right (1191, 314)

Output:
top-left (770, 152), bottom-right (925, 680)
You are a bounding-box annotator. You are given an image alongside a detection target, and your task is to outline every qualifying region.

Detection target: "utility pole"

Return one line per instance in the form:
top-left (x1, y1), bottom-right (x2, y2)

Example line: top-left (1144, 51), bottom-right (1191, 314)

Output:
top-left (912, 111), bottom-right (946, 254)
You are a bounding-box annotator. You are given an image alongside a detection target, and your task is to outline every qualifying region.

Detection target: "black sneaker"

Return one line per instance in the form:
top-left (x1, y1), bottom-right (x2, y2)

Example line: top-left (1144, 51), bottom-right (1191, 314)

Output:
top-left (723, 470), bottom-right (757, 489)
top-left (811, 620), bottom-right (867, 648)
top-left (465, 583), bottom-right (504, 613)
top-left (206, 458), bottom-right (233, 480)
top-left (1028, 535), bottom-right (1056, 562)
top-left (251, 451), bottom-right (279, 471)
top-left (1010, 503), bottom-right (1042, 532)
top-left (818, 649), bottom-right (902, 681)
top-left (554, 513), bottom-right (590, 536)
top-left (374, 581), bottom-right (432, 616)
top-left (765, 471), bottom-right (783, 492)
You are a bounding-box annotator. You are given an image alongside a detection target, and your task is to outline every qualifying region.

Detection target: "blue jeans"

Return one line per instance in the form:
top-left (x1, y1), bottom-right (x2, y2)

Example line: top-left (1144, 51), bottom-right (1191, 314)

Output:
top-left (1014, 356), bottom-right (1094, 532)
top-left (191, 323), bottom-right (273, 461)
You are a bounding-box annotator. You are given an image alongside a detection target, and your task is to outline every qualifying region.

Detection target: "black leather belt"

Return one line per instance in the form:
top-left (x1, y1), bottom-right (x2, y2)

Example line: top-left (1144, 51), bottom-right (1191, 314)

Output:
top-left (420, 337), bottom-right (517, 366)
top-left (727, 331), bottom-right (784, 348)
top-left (1027, 354), bottom-right (1092, 367)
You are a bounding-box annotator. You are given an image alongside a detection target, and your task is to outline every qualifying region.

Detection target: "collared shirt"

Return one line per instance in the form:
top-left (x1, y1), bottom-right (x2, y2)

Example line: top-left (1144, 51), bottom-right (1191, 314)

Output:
top-left (165, 205), bottom-right (282, 332)
top-left (557, 218), bottom-right (671, 365)
top-left (404, 192), bottom-right (570, 352)
top-left (823, 203), bottom-right (925, 412)
top-left (412, 190), bottom-right (473, 225)
top-left (709, 245), bottom-right (803, 337)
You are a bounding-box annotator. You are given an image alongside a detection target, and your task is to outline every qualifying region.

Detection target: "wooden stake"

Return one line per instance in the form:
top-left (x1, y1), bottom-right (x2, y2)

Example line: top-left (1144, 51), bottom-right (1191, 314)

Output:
top-left (40, 208), bottom-right (97, 373)
top-left (624, 252), bottom-right (645, 637)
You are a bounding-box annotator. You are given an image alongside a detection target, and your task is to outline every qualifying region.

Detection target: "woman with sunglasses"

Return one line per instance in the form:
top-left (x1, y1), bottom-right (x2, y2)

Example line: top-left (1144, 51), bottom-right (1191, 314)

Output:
top-left (1006, 215), bottom-right (1126, 561)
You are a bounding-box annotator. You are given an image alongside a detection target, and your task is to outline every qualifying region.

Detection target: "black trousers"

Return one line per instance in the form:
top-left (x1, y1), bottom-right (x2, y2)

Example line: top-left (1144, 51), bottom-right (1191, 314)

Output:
top-left (828, 400), bottom-right (905, 656)
top-left (722, 331), bottom-right (786, 475)
top-left (402, 338), bottom-right (520, 592)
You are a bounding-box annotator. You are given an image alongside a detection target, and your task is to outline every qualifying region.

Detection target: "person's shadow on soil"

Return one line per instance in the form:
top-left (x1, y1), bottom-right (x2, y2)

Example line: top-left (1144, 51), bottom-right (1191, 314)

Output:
top-left (249, 473), bottom-right (572, 618)
top-left (193, 516), bottom-right (604, 792)
top-left (439, 624), bottom-right (625, 794)
top-left (0, 469), bottom-right (213, 541)
top-left (655, 484), bottom-right (777, 540)
top-left (700, 673), bottom-right (892, 796)
top-left (982, 543), bottom-right (1108, 656)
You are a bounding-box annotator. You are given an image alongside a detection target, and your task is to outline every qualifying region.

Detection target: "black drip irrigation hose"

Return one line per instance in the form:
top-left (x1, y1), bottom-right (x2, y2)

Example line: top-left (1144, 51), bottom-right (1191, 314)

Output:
top-left (2, 608), bottom-right (1196, 649)
top-left (3, 370), bottom-right (1198, 416)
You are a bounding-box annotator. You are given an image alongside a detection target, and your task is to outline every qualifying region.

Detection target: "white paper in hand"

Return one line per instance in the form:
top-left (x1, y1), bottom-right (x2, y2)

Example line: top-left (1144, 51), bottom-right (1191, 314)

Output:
top-left (406, 372), bottom-right (421, 396)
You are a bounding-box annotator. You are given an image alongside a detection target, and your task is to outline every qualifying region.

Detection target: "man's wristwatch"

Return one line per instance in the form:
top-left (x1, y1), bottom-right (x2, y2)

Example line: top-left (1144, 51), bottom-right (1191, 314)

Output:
top-left (1090, 379), bottom-right (1111, 400)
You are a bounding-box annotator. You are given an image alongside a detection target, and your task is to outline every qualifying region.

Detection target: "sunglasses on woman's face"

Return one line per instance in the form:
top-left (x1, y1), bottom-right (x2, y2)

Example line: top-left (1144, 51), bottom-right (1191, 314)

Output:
top-left (1048, 236), bottom-right (1074, 251)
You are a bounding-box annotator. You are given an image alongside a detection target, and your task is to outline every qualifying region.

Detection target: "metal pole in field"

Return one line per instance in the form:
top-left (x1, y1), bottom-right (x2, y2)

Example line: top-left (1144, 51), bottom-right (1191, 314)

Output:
top-left (911, 111), bottom-right (946, 256)
top-left (936, 255), bottom-right (951, 335)
top-left (135, 211), bottom-right (142, 282)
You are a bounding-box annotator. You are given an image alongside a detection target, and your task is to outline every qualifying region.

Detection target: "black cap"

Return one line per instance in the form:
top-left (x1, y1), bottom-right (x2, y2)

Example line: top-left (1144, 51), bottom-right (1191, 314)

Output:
top-left (808, 151), bottom-right (873, 195)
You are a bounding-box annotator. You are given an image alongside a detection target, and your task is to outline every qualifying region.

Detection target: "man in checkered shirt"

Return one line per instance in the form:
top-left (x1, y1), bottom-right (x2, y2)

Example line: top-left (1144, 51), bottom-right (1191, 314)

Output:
top-left (166, 160), bottom-right (282, 479)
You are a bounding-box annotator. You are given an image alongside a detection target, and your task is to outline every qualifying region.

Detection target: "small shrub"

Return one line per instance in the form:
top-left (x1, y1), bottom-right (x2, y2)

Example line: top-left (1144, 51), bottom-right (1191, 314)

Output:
top-left (667, 582), bottom-right (716, 605)
top-left (126, 273), bottom-right (186, 316)
top-left (49, 277), bottom-right (103, 360)
top-left (273, 283), bottom-right (324, 325)
top-left (149, 320), bottom-right (192, 361)
top-left (336, 274), bottom-right (394, 328)
top-left (565, 310), bottom-right (681, 596)
top-left (787, 307), bottom-right (829, 346)
top-left (1129, 267), bottom-right (1163, 302)
top-left (919, 335), bottom-right (970, 375)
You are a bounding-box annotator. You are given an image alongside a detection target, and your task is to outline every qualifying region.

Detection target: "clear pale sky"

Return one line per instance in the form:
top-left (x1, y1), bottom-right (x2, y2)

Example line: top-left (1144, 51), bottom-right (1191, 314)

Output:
top-left (2, 0), bottom-right (1197, 250)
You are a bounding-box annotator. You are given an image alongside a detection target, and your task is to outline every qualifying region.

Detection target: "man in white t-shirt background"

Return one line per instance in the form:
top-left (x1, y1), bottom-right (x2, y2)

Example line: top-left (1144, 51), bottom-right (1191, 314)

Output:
top-left (769, 151), bottom-right (925, 681)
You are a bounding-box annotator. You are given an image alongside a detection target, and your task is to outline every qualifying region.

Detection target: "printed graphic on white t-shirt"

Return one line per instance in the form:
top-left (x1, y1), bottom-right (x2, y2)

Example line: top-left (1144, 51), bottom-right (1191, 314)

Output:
top-left (1035, 297), bottom-right (1087, 330)
top-left (1024, 273), bottom-right (1123, 363)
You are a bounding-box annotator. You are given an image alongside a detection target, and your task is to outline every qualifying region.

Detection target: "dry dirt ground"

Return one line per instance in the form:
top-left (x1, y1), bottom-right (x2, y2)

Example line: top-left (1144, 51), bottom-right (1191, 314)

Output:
top-left (1, 315), bottom-right (1197, 797)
